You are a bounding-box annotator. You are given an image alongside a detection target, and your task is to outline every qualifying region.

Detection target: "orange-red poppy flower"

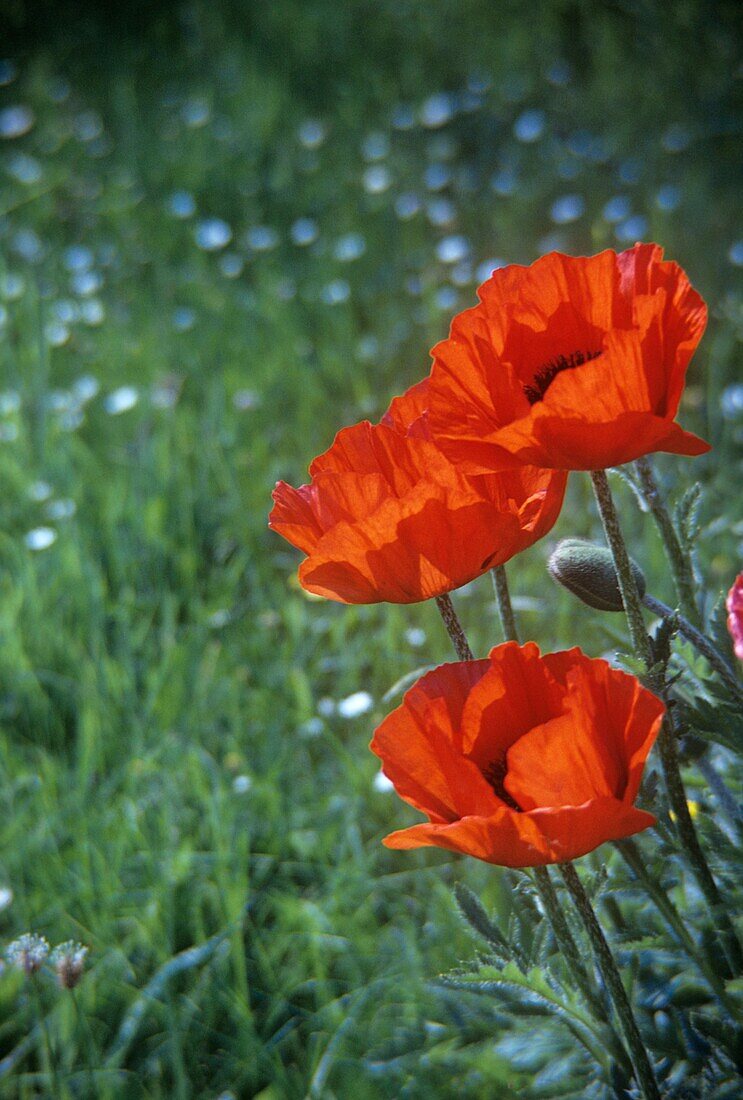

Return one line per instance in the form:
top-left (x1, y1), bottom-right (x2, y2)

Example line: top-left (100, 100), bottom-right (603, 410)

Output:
top-left (269, 381), bottom-right (566, 604)
top-left (726, 572), bottom-right (743, 661)
top-left (428, 244), bottom-right (709, 472)
top-left (370, 642), bottom-right (664, 866)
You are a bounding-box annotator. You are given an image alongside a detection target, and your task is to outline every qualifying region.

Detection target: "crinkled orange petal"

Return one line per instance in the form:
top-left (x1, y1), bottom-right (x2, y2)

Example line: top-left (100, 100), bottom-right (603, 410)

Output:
top-left (563, 659), bottom-right (665, 804)
top-left (310, 420), bottom-right (455, 493)
top-left (428, 244), bottom-right (708, 472)
top-left (618, 244), bottom-right (707, 417)
top-left (382, 797), bottom-right (655, 867)
top-left (375, 645), bottom-right (663, 867)
top-left (381, 378), bottom-right (430, 435)
top-left (460, 641), bottom-right (566, 764)
top-left (382, 806), bottom-right (554, 867)
top-left (371, 665), bottom-right (504, 822)
top-left (467, 407), bottom-right (709, 472)
top-left (271, 387), bottom-right (566, 603)
top-left (505, 709), bottom-right (616, 811)
top-left (298, 482), bottom-right (532, 603)
top-left (270, 481), bottom-right (326, 554)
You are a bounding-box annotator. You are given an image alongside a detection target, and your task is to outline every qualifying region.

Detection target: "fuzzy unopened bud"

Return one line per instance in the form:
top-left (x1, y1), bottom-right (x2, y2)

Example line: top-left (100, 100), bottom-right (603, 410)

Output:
top-left (548, 538), bottom-right (646, 612)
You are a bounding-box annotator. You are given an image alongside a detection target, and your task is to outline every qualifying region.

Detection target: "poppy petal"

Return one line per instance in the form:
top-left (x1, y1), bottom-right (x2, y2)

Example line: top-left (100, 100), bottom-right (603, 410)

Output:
top-left (504, 709), bottom-right (617, 810)
top-left (371, 712), bottom-right (502, 824)
top-left (428, 246), bottom-right (708, 472)
top-left (525, 798), bottom-right (656, 862)
top-left (460, 642), bottom-right (566, 765)
top-left (374, 644), bottom-right (662, 868)
top-left (382, 798), bottom-right (655, 867)
top-left (381, 807), bottom-right (553, 867)
top-left (271, 394), bottom-right (566, 603)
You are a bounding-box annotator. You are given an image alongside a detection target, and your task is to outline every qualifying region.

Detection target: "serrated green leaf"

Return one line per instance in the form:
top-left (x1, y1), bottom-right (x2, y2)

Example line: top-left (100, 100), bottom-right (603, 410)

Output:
top-left (674, 482), bottom-right (704, 549)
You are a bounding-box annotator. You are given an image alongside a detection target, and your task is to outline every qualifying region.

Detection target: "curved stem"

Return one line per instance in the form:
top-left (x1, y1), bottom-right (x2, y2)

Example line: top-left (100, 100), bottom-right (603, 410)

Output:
top-left (663, 709), bottom-right (743, 977)
top-left (590, 470), bottom-right (653, 665)
top-left (491, 566), bottom-right (520, 643)
top-left (695, 753), bottom-right (743, 839)
top-left (533, 867), bottom-right (618, 1031)
top-left (559, 863), bottom-right (661, 1100)
top-left (643, 592), bottom-right (743, 705)
top-left (634, 456), bottom-right (701, 628)
top-left (590, 469), bottom-right (743, 977)
top-left (616, 838), bottom-right (738, 1018)
top-left (435, 586), bottom-right (629, 1053)
top-left (434, 593), bottom-right (473, 660)
top-left (489, 566), bottom-right (633, 1071)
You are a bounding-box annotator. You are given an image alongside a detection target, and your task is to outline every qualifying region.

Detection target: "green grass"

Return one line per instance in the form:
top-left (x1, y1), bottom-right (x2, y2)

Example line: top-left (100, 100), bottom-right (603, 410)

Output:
top-left (0, 2), bottom-right (741, 1096)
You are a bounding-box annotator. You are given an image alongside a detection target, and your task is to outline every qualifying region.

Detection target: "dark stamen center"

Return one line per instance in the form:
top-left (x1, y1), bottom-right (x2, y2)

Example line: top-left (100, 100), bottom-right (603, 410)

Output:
top-left (482, 756), bottom-right (521, 811)
top-left (523, 349), bottom-right (602, 405)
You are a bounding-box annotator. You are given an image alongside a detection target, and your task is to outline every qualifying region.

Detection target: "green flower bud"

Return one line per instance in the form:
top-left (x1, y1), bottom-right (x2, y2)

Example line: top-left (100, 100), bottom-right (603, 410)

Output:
top-left (548, 538), bottom-right (646, 613)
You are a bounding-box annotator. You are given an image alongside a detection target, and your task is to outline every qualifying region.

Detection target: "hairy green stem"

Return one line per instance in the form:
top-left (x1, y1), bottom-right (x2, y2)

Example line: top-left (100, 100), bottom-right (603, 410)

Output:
top-left (435, 589), bottom-right (610, 1011)
top-left (491, 565), bottom-right (520, 644)
top-left (695, 754), bottom-right (743, 838)
top-left (532, 866), bottom-right (619, 1033)
top-left (434, 593), bottom-right (473, 660)
top-left (489, 565), bottom-right (632, 1070)
top-left (634, 456), bottom-right (701, 628)
top-left (590, 470), bottom-right (653, 665)
top-left (642, 593), bottom-right (743, 705)
top-left (616, 838), bottom-right (738, 1018)
top-left (559, 863), bottom-right (661, 1100)
top-left (590, 468), bottom-right (743, 977)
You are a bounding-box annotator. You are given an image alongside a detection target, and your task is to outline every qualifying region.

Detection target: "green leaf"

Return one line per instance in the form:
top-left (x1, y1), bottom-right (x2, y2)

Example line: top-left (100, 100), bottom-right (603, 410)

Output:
top-left (674, 482), bottom-right (703, 549)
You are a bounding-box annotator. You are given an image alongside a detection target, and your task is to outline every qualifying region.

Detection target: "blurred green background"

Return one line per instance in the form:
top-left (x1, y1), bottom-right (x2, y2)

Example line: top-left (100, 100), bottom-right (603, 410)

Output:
top-left (0, 1), bottom-right (741, 1096)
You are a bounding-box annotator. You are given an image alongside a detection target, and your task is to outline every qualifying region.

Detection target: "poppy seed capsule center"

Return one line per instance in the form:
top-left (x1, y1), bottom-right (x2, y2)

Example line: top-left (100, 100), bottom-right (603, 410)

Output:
top-left (482, 755), bottom-right (521, 812)
top-left (523, 348), bottom-right (602, 405)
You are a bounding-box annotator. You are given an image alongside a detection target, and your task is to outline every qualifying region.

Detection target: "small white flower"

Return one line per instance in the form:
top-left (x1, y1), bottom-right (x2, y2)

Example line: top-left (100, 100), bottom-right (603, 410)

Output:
top-left (51, 941), bottom-right (88, 989)
top-left (337, 691), bottom-right (373, 719)
top-left (25, 527), bottom-right (57, 551)
top-left (6, 933), bottom-right (49, 975)
top-left (104, 386), bottom-right (139, 415)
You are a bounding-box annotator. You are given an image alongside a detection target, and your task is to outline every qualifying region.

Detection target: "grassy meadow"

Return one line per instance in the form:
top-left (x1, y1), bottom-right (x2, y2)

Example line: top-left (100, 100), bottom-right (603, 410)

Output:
top-left (0, 2), bottom-right (741, 1096)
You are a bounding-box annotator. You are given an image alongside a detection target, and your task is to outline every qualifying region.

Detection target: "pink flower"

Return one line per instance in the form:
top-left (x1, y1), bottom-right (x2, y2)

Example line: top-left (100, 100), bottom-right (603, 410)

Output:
top-left (726, 573), bottom-right (743, 661)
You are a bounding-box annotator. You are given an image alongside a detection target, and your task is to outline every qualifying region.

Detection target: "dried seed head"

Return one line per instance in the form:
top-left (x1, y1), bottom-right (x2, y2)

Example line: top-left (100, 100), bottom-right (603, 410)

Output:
top-left (5, 933), bottom-right (50, 976)
top-left (51, 941), bottom-right (89, 989)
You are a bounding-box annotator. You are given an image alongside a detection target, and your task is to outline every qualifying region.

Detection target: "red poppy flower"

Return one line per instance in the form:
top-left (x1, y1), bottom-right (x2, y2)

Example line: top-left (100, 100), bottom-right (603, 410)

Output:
top-left (726, 573), bottom-right (743, 661)
top-left (428, 244), bottom-right (709, 472)
top-left (269, 382), bottom-right (566, 604)
top-left (370, 643), bottom-right (664, 866)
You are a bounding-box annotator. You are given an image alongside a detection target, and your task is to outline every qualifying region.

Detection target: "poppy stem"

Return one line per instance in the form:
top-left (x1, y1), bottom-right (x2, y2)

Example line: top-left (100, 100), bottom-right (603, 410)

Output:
top-left (531, 866), bottom-right (617, 1028)
top-left (491, 566), bottom-right (520, 643)
top-left (591, 468), bottom-right (743, 977)
top-left (642, 592), bottom-right (743, 705)
top-left (589, 469), bottom-right (653, 666)
top-left (438, 580), bottom-right (626, 1043)
top-left (616, 838), bottom-right (739, 1018)
top-left (434, 593), bottom-right (474, 660)
top-left (559, 862), bottom-right (661, 1100)
top-left (491, 564), bottom-right (630, 1053)
top-left (634, 456), bottom-right (701, 629)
